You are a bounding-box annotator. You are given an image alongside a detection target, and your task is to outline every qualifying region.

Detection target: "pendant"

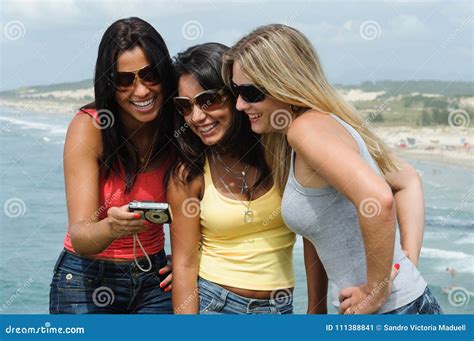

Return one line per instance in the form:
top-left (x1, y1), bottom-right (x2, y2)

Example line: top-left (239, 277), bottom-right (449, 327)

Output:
top-left (244, 209), bottom-right (253, 223)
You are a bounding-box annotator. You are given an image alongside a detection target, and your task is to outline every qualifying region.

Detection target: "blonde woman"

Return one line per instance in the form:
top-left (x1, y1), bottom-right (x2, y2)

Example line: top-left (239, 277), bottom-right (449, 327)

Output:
top-left (223, 24), bottom-right (442, 314)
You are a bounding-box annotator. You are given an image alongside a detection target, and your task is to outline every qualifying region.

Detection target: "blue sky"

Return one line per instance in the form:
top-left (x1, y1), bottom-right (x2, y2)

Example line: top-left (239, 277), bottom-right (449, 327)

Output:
top-left (0, 0), bottom-right (472, 91)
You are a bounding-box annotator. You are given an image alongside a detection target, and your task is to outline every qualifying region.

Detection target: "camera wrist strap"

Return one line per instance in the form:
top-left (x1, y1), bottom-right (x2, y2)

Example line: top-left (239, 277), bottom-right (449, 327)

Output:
top-left (133, 233), bottom-right (152, 272)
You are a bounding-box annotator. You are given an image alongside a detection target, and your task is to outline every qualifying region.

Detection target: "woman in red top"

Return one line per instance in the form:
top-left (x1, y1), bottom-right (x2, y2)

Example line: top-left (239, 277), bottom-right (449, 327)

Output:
top-left (49, 17), bottom-right (175, 314)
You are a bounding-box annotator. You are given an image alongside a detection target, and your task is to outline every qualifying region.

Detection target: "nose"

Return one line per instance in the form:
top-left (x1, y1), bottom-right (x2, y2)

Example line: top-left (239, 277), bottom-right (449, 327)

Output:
top-left (132, 79), bottom-right (150, 98)
top-left (190, 105), bottom-right (206, 123)
top-left (236, 95), bottom-right (250, 112)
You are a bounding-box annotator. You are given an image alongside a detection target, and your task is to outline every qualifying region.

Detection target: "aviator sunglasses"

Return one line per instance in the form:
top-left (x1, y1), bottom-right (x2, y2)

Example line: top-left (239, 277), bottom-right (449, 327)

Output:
top-left (114, 64), bottom-right (161, 89)
top-left (173, 89), bottom-right (228, 116)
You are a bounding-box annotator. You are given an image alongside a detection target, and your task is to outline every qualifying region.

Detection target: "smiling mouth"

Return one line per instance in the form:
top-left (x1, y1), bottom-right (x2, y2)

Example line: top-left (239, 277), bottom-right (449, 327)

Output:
top-left (248, 113), bottom-right (263, 120)
top-left (130, 97), bottom-right (156, 111)
top-left (197, 122), bottom-right (218, 134)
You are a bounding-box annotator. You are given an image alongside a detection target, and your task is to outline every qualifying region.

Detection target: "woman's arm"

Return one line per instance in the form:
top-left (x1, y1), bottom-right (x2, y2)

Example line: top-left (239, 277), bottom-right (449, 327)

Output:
top-left (65, 114), bottom-right (145, 255)
top-left (385, 158), bottom-right (424, 266)
top-left (288, 112), bottom-right (396, 314)
top-left (168, 171), bottom-right (202, 314)
top-left (303, 237), bottom-right (328, 314)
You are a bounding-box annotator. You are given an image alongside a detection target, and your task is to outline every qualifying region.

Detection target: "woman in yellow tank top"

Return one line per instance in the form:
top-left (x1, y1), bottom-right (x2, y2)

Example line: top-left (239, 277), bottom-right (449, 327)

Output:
top-left (167, 43), bottom-right (296, 314)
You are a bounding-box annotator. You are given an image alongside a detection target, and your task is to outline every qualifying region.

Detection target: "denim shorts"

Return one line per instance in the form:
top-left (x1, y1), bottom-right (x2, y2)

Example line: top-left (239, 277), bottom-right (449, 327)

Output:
top-left (384, 286), bottom-right (443, 314)
top-left (49, 249), bottom-right (172, 314)
top-left (198, 277), bottom-right (293, 314)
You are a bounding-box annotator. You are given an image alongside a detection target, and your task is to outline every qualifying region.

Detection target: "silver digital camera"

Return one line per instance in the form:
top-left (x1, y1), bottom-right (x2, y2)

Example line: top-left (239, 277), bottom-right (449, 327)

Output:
top-left (128, 201), bottom-right (172, 224)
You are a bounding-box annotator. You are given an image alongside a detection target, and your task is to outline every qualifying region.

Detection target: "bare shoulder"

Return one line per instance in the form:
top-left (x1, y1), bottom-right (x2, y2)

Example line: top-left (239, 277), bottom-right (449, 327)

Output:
top-left (167, 163), bottom-right (204, 200)
top-left (288, 111), bottom-right (336, 145)
top-left (65, 113), bottom-right (103, 158)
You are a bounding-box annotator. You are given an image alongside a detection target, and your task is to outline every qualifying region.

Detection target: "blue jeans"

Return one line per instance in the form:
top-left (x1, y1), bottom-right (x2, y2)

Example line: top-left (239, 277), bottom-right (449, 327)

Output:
top-left (49, 249), bottom-right (172, 314)
top-left (198, 277), bottom-right (293, 314)
top-left (384, 287), bottom-right (443, 314)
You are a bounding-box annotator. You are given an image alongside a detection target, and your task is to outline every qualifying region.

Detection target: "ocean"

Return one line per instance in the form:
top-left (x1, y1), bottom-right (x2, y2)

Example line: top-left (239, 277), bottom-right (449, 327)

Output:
top-left (0, 108), bottom-right (472, 314)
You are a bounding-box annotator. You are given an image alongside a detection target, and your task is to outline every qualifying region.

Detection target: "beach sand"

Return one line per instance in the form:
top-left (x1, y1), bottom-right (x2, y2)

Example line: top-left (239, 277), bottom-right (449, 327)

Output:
top-left (374, 126), bottom-right (473, 169)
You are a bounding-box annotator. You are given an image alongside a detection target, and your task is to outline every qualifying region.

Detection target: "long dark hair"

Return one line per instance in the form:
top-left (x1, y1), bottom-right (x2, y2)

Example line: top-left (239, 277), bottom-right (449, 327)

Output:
top-left (167, 42), bottom-right (270, 192)
top-left (82, 17), bottom-right (176, 192)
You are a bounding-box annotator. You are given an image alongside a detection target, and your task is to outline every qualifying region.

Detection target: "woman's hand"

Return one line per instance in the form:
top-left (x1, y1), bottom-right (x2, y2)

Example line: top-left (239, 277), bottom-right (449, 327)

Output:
top-left (338, 263), bottom-right (400, 314)
top-left (107, 204), bottom-right (147, 238)
top-left (158, 255), bottom-right (173, 292)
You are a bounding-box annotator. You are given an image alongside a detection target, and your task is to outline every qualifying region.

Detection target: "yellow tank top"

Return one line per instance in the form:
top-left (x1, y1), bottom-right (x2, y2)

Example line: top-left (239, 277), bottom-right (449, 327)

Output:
top-left (199, 157), bottom-right (295, 290)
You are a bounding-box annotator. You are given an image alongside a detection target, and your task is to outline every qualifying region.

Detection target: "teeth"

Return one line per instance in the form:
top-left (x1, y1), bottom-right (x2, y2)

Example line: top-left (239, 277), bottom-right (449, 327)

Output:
top-left (198, 122), bottom-right (218, 133)
top-left (132, 97), bottom-right (154, 107)
top-left (249, 113), bottom-right (262, 119)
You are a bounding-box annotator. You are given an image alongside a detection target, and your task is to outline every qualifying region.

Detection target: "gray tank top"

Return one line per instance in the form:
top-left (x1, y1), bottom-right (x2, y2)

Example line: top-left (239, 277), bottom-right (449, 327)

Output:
top-left (281, 114), bottom-right (426, 313)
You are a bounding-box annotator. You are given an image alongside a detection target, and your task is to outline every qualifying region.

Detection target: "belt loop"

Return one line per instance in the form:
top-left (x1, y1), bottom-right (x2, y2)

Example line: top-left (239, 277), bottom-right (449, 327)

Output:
top-left (220, 284), bottom-right (230, 301)
top-left (94, 259), bottom-right (104, 283)
top-left (52, 248), bottom-right (67, 272)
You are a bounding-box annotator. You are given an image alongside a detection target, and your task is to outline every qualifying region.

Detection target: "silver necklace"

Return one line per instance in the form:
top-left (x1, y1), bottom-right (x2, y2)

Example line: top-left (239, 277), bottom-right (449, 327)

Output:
top-left (211, 149), bottom-right (251, 196)
top-left (210, 150), bottom-right (256, 223)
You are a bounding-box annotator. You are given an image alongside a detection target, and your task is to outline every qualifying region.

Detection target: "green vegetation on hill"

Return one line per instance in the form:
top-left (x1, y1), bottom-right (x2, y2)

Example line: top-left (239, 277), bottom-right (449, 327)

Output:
top-left (355, 94), bottom-right (473, 127)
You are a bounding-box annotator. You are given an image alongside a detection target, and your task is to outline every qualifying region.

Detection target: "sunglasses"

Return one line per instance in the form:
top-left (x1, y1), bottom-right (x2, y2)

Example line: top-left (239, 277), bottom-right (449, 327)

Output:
top-left (231, 81), bottom-right (266, 103)
top-left (173, 89), bottom-right (228, 117)
top-left (114, 64), bottom-right (161, 89)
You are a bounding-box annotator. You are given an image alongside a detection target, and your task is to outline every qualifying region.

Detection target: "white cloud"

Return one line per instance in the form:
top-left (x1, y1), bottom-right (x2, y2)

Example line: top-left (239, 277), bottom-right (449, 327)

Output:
top-left (3, 0), bottom-right (82, 21)
top-left (390, 15), bottom-right (429, 37)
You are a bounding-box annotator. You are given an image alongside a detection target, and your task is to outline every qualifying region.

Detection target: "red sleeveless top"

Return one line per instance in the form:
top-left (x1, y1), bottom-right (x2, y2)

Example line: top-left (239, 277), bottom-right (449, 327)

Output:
top-left (63, 109), bottom-right (166, 259)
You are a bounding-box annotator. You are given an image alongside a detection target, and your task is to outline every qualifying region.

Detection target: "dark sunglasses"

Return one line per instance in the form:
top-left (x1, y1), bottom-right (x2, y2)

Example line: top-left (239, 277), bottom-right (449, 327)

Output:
top-left (231, 81), bottom-right (266, 103)
top-left (115, 64), bottom-right (160, 89)
top-left (173, 89), bottom-right (228, 117)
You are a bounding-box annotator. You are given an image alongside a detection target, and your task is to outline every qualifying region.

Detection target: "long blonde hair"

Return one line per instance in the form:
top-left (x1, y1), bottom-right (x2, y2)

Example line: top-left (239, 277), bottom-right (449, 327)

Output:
top-left (223, 24), bottom-right (398, 193)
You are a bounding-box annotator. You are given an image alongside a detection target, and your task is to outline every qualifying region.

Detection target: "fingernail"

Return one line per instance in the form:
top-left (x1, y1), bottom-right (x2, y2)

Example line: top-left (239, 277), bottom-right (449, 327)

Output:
top-left (394, 263), bottom-right (400, 270)
top-left (159, 269), bottom-right (163, 275)
top-left (159, 283), bottom-right (164, 288)
top-left (134, 213), bottom-right (141, 219)
top-left (165, 287), bottom-right (171, 292)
